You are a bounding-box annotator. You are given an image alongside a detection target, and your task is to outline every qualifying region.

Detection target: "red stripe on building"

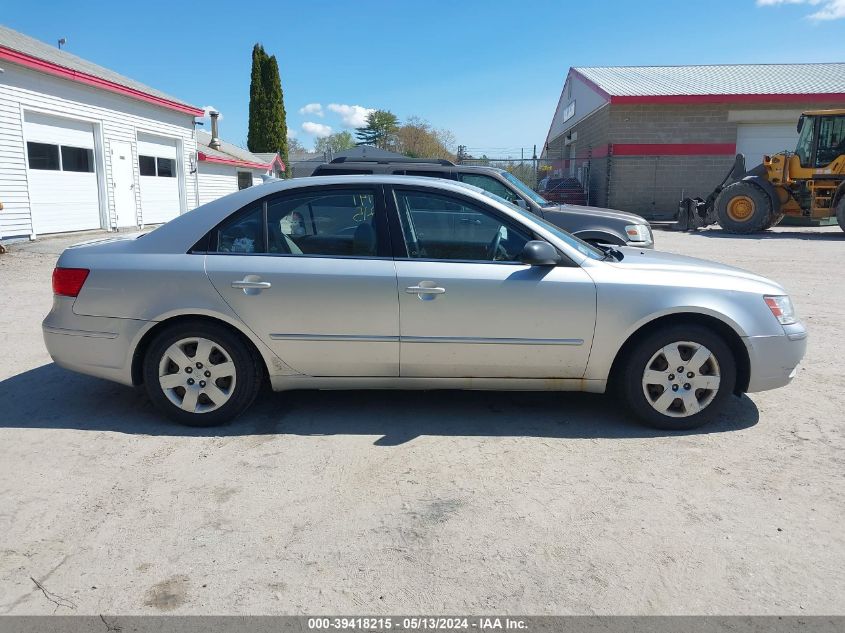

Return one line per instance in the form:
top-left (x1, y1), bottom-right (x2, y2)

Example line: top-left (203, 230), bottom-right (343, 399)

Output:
top-left (0, 46), bottom-right (204, 117)
top-left (611, 143), bottom-right (736, 156)
top-left (610, 93), bottom-right (845, 105)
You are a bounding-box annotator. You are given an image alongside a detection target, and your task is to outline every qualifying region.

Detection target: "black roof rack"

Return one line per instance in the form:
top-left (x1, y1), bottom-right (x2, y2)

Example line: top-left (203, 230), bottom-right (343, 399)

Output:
top-left (329, 157), bottom-right (455, 166)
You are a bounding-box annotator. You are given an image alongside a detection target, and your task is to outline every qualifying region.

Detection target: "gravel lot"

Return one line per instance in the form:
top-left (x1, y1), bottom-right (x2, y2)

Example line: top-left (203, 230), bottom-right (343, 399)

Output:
top-left (0, 225), bottom-right (843, 615)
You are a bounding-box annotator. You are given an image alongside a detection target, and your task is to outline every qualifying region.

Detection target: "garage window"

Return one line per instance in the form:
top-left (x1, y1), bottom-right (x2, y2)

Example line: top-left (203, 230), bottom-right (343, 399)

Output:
top-left (27, 142), bottom-right (60, 170)
top-left (139, 155), bottom-right (176, 177)
top-left (157, 157), bottom-right (175, 177)
top-left (139, 155), bottom-right (156, 176)
top-left (237, 172), bottom-right (253, 190)
top-left (61, 146), bottom-right (94, 173)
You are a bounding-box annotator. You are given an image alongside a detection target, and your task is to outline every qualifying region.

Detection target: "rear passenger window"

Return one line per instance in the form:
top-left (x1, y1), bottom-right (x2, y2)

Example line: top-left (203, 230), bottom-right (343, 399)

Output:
top-left (216, 205), bottom-right (264, 253)
top-left (267, 190), bottom-right (380, 257)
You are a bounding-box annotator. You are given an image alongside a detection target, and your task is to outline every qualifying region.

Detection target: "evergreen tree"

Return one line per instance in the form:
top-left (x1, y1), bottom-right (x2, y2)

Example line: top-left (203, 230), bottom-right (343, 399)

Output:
top-left (247, 44), bottom-right (267, 154)
top-left (355, 110), bottom-right (399, 149)
top-left (247, 44), bottom-right (289, 175)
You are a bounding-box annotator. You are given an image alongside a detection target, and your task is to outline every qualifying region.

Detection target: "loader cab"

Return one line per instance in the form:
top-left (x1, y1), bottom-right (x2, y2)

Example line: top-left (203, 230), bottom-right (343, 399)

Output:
top-left (794, 111), bottom-right (845, 169)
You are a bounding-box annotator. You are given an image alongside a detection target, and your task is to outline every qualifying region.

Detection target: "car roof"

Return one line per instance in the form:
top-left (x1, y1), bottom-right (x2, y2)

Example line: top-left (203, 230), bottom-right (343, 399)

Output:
top-left (314, 161), bottom-right (506, 175)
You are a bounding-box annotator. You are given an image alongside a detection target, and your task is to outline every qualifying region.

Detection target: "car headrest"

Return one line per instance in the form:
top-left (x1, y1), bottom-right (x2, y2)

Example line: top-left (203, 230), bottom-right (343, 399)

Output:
top-left (352, 222), bottom-right (377, 256)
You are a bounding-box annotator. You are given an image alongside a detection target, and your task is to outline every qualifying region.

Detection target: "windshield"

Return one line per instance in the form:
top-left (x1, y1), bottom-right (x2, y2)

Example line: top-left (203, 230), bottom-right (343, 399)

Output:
top-left (472, 188), bottom-right (604, 261)
top-left (498, 170), bottom-right (552, 207)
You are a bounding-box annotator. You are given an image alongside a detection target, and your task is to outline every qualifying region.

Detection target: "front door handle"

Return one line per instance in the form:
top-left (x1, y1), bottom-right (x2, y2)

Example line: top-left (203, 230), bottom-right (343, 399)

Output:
top-left (405, 283), bottom-right (446, 301)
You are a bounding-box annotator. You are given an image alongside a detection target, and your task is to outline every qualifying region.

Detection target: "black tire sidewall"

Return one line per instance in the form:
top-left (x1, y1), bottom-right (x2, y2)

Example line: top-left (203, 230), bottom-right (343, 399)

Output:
top-left (143, 321), bottom-right (262, 427)
top-left (621, 325), bottom-right (737, 430)
top-left (716, 182), bottom-right (772, 234)
top-left (836, 197), bottom-right (845, 233)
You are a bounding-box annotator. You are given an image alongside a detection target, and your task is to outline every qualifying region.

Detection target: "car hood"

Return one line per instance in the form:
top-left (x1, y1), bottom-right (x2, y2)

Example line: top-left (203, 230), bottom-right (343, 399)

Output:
top-left (545, 203), bottom-right (648, 225)
top-left (606, 247), bottom-right (787, 294)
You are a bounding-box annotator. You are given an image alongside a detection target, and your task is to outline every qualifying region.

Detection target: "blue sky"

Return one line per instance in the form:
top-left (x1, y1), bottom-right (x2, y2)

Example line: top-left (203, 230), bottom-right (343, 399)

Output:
top-left (4, 1), bottom-right (845, 156)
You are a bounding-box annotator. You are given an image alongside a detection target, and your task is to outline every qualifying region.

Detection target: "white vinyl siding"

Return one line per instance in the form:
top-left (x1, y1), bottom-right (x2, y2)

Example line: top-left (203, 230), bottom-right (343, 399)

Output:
top-left (0, 62), bottom-right (197, 238)
top-left (137, 133), bottom-right (180, 224)
top-left (197, 163), bottom-right (265, 207)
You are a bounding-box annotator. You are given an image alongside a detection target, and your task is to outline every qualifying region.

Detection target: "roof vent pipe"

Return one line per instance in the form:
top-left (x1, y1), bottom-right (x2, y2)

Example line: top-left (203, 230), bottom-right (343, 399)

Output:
top-left (209, 111), bottom-right (221, 150)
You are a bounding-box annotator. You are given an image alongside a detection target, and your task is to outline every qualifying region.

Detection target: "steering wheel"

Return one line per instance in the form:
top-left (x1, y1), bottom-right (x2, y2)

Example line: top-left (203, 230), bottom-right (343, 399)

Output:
top-left (486, 229), bottom-right (503, 261)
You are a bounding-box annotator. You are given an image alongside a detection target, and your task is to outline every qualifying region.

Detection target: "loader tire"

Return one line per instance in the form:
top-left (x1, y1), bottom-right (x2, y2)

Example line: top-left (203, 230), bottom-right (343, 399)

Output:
top-left (836, 197), bottom-right (845, 233)
top-left (762, 212), bottom-right (785, 230)
top-left (715, 181), bottom-right (772, 234)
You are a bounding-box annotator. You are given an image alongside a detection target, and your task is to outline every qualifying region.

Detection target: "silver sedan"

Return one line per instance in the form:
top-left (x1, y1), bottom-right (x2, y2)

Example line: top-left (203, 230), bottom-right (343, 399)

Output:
top-left (43, 175), bottom-right (807, 429)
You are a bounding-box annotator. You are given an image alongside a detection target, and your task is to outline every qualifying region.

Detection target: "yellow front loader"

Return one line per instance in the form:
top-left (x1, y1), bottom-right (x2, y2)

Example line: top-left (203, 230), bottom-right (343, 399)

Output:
top-left (679, 110), bottom-right (845, 234)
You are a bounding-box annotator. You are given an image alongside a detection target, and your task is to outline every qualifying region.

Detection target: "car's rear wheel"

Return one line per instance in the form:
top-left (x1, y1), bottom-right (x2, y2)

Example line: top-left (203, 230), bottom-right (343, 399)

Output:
top-left (619, 325), bottom-right (737, 430)
top-left (143, 321), bottom-right (263, 426)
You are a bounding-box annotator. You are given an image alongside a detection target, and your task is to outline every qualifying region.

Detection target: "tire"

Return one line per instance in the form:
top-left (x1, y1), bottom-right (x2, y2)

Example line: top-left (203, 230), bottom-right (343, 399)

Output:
top-left (763, 212), bottom-right (785, 229)
top-left (143, 321), bottom-right (263, 427)
top-left (836, 196), bottom-right (845, 233)
top-left (619, 324), bottom-right (737, 430)
top-left (715, 181), bottom-right (772, 234)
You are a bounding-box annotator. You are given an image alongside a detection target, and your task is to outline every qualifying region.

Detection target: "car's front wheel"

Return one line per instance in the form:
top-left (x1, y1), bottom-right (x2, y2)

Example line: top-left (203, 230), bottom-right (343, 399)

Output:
top-left (143, 321), bottom-right (263, 426)
top-left (620, 325), bottom-right (737, 430)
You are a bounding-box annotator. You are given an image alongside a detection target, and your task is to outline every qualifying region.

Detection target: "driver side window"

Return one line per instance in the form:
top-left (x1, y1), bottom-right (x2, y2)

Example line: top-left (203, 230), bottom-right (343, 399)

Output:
top-left (394, 189), bottom-right (530, 262)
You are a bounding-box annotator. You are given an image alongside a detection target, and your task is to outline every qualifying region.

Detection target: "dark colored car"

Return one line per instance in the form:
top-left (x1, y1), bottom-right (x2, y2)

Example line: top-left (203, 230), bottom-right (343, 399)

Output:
top-left (539, 177), bottom-right (588, 205)
top-left (311, 158), bottom-right (653, 247)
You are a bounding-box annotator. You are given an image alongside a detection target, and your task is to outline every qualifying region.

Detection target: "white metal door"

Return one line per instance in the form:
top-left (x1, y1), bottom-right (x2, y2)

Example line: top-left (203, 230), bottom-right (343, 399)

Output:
top-left (110, 141), bottom-right (136, 227)
top-left (24, 112), bottom-right (100, 234)
top-left (736, 123), bottom-right (798, 163)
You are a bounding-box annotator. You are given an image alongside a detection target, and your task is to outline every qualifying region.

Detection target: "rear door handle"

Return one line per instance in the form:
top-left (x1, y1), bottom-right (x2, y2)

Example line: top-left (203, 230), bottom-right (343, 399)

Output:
top-left (405, 285), bottom-right (445, 295)
top-left (232, 277), bottom-right (272, 294)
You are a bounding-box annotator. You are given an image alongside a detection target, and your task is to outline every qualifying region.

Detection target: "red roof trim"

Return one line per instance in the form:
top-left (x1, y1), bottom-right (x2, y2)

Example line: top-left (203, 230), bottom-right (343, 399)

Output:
top-left (198, 152), bottom-right (272, 170)
top-left (610, 93), bottom-right (845, 105)
top-left (269, 154), bottom-right (286, 172)
top-left (612, 143), bottom-right (737, 156)
top-left (0, 46), bottom-right (204, 117)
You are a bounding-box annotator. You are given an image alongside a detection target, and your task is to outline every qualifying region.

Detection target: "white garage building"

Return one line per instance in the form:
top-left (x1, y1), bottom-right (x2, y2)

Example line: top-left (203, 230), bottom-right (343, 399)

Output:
top-left (0, 24), bottom-right (204, 239)
top-left (195, 114), bottom-right (284, 207)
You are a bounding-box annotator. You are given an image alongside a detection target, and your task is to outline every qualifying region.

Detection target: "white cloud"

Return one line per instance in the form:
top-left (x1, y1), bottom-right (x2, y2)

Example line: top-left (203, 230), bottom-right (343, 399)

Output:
top-left (327, 103), bottom-right (375, 128)
top-left (302, 121), bottom-right (333, 138)
top-left (757, 0), bottom-right (845, 20)
top-left (299, 103), bottom-right (324, 116)
top-left (286, 128), bottom-right (297, 139)
top-left (201, 105), bottom-right (223, 120)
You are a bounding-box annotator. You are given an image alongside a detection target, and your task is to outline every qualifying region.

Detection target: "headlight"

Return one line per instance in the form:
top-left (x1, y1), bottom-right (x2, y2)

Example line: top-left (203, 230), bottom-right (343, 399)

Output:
top-left (625, 224), bottom-right (652, 243)
top-left (764, 295), bottom-right (797, 325)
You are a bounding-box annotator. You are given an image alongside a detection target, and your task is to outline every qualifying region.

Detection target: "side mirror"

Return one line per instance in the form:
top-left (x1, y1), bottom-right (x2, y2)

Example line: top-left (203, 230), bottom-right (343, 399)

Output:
top-left (520, 240), bottom-right (561, 266)
top-left (515, 198), bottom-right (528, 210)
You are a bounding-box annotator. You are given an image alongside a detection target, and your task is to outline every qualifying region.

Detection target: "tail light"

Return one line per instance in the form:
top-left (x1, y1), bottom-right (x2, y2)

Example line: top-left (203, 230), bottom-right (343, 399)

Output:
top-left (52, 267), bottom-right (90, 297)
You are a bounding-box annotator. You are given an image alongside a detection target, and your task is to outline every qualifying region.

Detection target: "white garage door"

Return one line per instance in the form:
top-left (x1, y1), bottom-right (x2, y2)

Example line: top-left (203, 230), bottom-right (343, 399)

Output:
top-left (736, 123), bottom-right (799, 165)
top-left (24, 112), bottom-right (101, 234)
top-left (137, 134), bottom-right (181, 224)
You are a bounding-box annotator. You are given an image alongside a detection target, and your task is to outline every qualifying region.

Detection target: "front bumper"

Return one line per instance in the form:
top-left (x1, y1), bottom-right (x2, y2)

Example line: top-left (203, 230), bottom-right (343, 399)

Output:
top-left (42, 296), bottom-right (150, 386)
top-left (744, 322), bottom-right (808, 393)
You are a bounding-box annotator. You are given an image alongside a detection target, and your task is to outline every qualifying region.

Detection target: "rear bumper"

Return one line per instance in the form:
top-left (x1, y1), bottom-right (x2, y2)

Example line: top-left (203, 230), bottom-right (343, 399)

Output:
top-left (744, 323), bottom-right (808, 393)
top-left (42, 296), bottom-right (150, 386)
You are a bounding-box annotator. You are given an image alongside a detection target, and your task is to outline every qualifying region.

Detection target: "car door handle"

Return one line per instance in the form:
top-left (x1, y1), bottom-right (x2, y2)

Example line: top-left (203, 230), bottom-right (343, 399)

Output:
top-left (458, 217), bottom-right (482, 224)
top-left (405, 285), bottom-right (445, 295)
top-left (232, 280), bottom-right (271, 289)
